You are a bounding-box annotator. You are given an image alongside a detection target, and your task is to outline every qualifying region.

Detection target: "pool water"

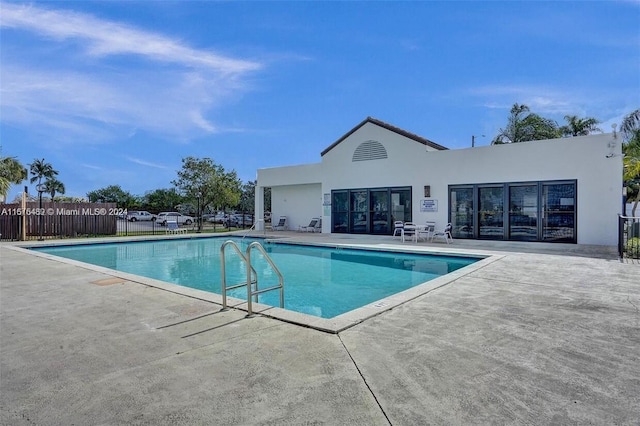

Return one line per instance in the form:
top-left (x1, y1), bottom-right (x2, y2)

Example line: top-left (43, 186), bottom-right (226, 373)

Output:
top-left (34, 238), bottom-right (478, 319)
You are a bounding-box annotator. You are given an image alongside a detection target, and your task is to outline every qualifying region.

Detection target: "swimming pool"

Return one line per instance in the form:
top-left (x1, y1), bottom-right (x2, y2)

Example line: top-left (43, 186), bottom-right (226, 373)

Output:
top-left (33, 237), bottom-right (481, 320)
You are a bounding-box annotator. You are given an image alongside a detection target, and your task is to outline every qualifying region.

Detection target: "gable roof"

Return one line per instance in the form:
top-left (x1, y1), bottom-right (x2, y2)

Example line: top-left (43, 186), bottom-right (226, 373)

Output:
top-left (320, 116), bottom-right (448, 157)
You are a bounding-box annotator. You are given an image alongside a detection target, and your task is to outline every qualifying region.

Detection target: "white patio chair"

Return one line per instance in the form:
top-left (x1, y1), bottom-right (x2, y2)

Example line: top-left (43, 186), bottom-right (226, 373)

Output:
top-left (392, 221), bottom-right (404, 238)
top-left (166, 221), bottom-right (187, 235)
top-left (299, 217), bottom-right (320, 232)
top-left (402, 222), bottom-right (417, 243)
top-left (417, 221), bottom-right (436, 242)
top-left (272, 216), bottom-right (288, 231)
top-left (431, 223), bottom-right (453, 244)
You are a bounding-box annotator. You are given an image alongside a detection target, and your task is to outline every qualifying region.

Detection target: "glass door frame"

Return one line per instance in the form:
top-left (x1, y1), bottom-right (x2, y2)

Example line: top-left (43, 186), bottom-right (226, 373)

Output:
top-left (331, 186), bottom-right (412, 235)
top-left (508, 183), bottom-right (540, 241)
top-left (449, 180), bottom-right (577, 243)
top-left (478, 185), bottom-right (505, 240)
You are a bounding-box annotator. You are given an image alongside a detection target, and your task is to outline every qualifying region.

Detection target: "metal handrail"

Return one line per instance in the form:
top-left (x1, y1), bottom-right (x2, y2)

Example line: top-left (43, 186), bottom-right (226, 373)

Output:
top-left (241, 218), bottom-right (266, 239)
top-left (220, 240), bottom-right (284, 316)
top-left (245, 241), bottom-right (284, 316)
top-left (220, 240), bottom-right (258, 310)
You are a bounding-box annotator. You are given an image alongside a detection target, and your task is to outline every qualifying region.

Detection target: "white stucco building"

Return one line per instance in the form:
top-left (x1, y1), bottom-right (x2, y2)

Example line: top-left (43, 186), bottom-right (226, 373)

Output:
top-left (256, 117), bottom-right (623, 246)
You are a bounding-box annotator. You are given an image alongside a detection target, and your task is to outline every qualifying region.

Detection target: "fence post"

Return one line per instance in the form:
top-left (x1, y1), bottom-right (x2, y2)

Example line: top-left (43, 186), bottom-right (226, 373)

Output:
top-left (21, 190), bottom-right (27, 241)
top-left (618, 215), bottom-right (624, 258)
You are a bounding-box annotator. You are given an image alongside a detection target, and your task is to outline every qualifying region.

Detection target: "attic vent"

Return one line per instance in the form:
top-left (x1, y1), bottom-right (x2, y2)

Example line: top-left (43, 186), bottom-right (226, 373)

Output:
top-left (352, 140), bottom-right (388, 162)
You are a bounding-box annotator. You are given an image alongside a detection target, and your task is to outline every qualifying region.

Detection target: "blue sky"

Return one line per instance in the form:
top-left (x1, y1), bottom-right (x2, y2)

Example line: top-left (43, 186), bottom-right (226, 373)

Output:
top-left (1, 1), bottom-right (639, 201)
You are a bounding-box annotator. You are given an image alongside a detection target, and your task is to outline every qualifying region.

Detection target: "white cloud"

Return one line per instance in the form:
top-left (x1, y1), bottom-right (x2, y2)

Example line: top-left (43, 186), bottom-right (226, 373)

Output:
top-left (125, 157), bottom-right (170, 170)
top-left (469, 85), bottom-right (571, 113)
top-left (81, 163), bottom-right (104, 170)
top-left (467, 84), bottom-right (626, 118)
top-left (0, 2), bottom-right (260, 73)
top-left (0, 1), bottom-right (263, 144)
top-left (463, 83), bottom-right (637, 138)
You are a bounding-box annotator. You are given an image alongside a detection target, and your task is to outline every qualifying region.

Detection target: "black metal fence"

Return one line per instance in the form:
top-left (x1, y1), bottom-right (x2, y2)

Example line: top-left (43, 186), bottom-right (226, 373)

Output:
top-left (116, 215), bottom-right (256, 237)
top-left (0, 204), bottom-right (257, 241)
top-left (618, 215), bottom-right (640, 259)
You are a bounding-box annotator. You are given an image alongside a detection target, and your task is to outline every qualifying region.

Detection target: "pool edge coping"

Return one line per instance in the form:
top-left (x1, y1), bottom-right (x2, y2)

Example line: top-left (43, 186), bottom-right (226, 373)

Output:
top-left (3, 237), bottom-right (505, 333)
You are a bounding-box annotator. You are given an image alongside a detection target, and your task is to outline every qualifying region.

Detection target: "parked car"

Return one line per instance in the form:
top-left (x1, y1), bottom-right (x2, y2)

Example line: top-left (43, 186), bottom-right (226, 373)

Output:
top-left (200, 214), bottom-right (216, 223)
top-left (156, 212), bottom-right (194, 226)
top-left (224, 214), bottom-right (253, 227)
top-left (207, 212), bottom-right (228, 224)
top-left (127, 211), bottom-right (156, 222)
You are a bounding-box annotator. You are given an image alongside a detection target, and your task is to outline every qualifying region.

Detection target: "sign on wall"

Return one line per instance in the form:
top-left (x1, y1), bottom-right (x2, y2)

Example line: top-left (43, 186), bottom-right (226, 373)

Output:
top-left (420, 199), bottom-right (438, 212)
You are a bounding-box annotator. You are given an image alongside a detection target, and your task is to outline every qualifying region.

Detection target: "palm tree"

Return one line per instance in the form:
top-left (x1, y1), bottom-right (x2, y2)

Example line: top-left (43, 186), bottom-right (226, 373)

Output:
top-left (621, 109), bottom-right (640, 216)
top-left (621, 109), bottom-right (640, 143)
top-left (0, 152), bottom-right (27, 201)
top-left (492, 103), bottom-right (560, 144)
top-left (560, 115), bottom-right (602, 137)
top-left (28, 159), bottom-right (59, 240)
top-left (29, 158), bottom-right (58, 187)
top-left (44, 177), bottom-right (66, 202)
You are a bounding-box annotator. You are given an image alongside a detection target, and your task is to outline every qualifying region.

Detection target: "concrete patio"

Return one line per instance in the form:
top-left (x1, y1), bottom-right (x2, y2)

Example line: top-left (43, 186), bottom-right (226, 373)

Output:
top-left (1, 233), bottom-right (638, 425)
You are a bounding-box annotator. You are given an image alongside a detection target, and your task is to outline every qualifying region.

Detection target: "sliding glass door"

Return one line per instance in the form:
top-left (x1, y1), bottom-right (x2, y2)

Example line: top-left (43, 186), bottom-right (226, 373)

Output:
top-left (509, 185), bottom-right (538, 241)
top-left (450, 187), bottom-right (474, 239)
top-left (390, 188), bottom-right (411, 224)
top-left (370, 190), bottom-right (390, 234)
top-left (479, 186), bottom-right (504, 239)
top-left (331, 191), bottom-right (348, 233)
top-left (542, 183), bottom-right (576, 242)
top-left (350, 190), bottom-right (368, 234)
top-left (449, 180), bottom-right (576, 243)
top-left (331, 187), bottom-right (411, 234)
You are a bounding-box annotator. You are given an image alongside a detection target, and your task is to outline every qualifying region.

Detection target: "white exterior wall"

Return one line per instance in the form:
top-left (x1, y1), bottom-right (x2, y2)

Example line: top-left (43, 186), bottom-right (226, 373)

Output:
top-left (411, 134), bottom-right (622, 245)
top-left (257, 163), bottom-right (323, 231)
top-left (270, 183), bottom-right (322, 231)
top-left (256, 121), bottom-right (622, 245)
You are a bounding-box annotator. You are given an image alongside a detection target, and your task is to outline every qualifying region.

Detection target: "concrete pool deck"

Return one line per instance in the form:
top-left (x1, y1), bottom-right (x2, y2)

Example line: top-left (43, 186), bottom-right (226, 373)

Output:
top-left (1, 233), bottom-right (638, 425)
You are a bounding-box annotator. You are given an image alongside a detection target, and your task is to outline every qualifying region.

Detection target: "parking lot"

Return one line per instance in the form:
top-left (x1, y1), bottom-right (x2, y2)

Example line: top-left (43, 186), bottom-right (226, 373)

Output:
top-left (116, 217), bottom-right (253, 234)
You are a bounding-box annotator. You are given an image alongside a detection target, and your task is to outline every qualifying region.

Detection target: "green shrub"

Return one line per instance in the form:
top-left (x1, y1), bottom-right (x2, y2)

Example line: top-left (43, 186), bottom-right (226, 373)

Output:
top-left (625, 237), bottom-right (640, 259)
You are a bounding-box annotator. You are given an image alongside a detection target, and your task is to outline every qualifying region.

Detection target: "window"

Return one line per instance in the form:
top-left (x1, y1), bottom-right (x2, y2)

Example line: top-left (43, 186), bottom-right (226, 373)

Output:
top-left (331, 191), bottom-right (348, 233)
top-left (509, 185), bottom-right (538, 241)
top-left (331, 187), bottom-right (411, 234)
top-left (450, 187), bottom-right (474, 239)
top-left (542, 183), bottom-right (576, 242)
top-left (449, 180), bottom-right (576, 243)
top-left (478, 186), bottom-right (504, 239)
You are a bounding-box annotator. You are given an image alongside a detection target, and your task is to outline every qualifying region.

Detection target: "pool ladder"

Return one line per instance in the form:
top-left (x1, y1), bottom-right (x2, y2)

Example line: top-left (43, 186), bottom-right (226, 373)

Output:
top-left (220, 240), bottom-right (284, 316)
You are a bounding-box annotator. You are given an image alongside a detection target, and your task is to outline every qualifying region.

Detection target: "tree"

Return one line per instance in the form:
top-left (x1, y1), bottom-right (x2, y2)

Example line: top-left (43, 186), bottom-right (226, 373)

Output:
top-left (172, 157), bottom-right (242, 231)
top-left (492, 103), bottom-right (560, 144)
top-left (87, 185), bottom-right (138, 208)
top-left (49, 195), bottom-right (87, 203)
top-left (44, 177), bottom-right (66, 202)
top-left (28, 158), bottom-right (58, 187)
top-left (621, 109), bottom-right (640, 144)
top-left (28, 159), bottom-right (58, 240)
top-left (0, 150), bottom-right (27, 201)
top-left (141, 188), bottom-right (186, 213)
top-left (560, 115), bottom-right (602, 137)
top-left (264, 186), bottom-right (271, 213)
top-left (621, 108), bottom-right (640, 216)
top-left (237, 180), bottom-right (256, 213)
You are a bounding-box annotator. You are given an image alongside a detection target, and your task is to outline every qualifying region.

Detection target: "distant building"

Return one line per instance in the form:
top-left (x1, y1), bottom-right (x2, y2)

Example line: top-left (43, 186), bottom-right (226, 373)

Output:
top-left (256, 117), bottom-right (622, 246)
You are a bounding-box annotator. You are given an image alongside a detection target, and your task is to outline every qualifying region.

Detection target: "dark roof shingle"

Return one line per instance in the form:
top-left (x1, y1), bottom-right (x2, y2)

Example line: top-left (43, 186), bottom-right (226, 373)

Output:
top-left (321, 116), bottom-right (448, 157)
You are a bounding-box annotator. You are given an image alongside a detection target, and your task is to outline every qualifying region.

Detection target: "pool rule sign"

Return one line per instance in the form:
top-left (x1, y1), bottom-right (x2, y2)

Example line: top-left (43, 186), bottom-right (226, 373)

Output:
top-left (420, 199), bottom-right (438, 212)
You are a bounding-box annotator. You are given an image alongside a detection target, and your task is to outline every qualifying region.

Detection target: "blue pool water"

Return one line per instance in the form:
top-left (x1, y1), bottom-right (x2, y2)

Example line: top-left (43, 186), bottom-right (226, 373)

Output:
top-left (34, 237), bottom-right (478, 318)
